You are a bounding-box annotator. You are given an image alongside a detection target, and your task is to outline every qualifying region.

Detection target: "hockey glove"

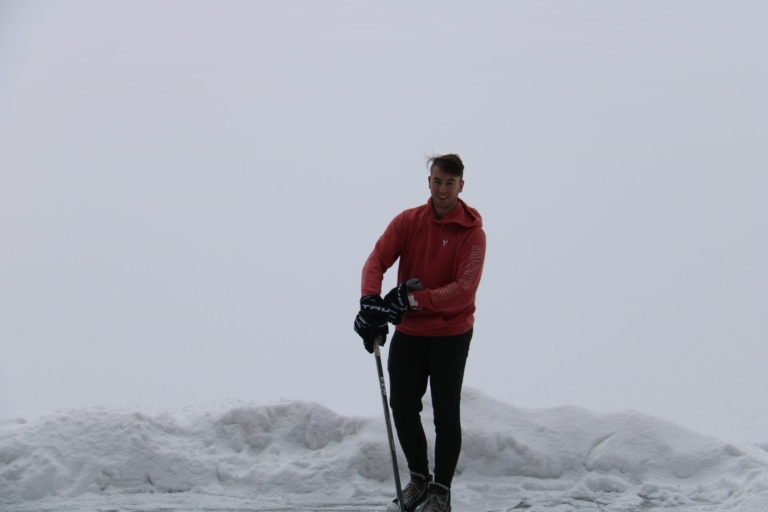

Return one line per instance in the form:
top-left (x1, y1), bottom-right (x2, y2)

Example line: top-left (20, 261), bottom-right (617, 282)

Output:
top-left (354, 294), bottom-right (390, 353)
top-left (383, 278), bottom-right (423, 325)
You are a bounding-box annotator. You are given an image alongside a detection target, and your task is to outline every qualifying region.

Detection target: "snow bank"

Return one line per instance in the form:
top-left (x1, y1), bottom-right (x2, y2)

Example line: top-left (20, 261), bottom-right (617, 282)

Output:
top-left (1, 389), bottom-right (767, 511)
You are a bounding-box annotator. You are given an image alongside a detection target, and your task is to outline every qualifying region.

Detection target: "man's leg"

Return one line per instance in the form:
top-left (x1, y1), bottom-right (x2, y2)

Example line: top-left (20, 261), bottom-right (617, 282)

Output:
top-left (388, 330), bottom-right (431, 476)
top-left (428, 329), bottom-right (472, 488)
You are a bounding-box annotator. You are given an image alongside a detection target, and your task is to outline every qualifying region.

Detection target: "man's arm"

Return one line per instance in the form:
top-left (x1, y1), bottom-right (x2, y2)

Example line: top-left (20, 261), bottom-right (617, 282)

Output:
top-left (410, 229), bottom-right (486, 313)
top-left (361, 214), bottom-right (405, 296)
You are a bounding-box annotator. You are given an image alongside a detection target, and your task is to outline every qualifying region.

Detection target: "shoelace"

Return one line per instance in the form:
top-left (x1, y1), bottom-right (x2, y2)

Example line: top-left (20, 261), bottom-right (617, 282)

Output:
top-left (422, 489), bottom-right (450, 512)
top-left (400, 479), bottom-right (427, 509)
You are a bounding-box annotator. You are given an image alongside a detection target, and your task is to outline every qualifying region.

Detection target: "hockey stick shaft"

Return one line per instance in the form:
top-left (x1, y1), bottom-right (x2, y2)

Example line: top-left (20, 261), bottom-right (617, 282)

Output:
top-left (374, 336), bottom-right (403, 512)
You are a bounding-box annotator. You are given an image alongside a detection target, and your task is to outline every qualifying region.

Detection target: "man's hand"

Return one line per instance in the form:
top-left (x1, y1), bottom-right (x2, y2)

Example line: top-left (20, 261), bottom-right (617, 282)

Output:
top-left (354, 295), bottom-right (390, 353)
top-left (383, 278), bottom-right (423, 325)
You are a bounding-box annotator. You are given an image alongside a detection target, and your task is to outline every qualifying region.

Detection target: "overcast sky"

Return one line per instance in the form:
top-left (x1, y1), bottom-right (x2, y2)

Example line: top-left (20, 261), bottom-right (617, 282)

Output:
top-left (1, 0), bottom-right (766, 443)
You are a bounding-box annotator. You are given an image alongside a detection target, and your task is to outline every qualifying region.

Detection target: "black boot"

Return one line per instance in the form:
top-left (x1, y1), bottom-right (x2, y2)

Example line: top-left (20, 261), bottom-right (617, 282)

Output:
top-left (421, 482), bottom-right (451, 512)
top-left (387, 472), bottom-right (432, 512)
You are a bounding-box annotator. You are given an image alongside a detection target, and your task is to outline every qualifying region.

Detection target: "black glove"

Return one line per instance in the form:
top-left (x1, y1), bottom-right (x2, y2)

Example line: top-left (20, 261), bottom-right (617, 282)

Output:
top-left (383, 278), bottom-right (423, 325)
top-left (354, 295), bottom-right (390, 353)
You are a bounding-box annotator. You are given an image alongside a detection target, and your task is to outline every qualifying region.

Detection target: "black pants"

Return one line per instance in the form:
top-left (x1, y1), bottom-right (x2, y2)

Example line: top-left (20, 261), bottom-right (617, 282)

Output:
top-left (387, 328), bottom-right (472, 488)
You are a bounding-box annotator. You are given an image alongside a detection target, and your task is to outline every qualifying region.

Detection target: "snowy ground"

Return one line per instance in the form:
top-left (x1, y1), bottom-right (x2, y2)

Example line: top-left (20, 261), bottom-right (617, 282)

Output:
top-left (2, 389), bottom-right (767, 511)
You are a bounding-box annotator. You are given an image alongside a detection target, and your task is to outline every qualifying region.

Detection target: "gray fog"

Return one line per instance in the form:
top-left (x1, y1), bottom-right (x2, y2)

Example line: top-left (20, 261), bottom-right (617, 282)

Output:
top-left (1, 1), bottom-right (766, 443)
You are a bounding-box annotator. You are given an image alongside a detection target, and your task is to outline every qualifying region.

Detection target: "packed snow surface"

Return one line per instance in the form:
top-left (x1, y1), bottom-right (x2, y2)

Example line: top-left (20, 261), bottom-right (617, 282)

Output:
top-left (2, 389), bottom-right (767, 511)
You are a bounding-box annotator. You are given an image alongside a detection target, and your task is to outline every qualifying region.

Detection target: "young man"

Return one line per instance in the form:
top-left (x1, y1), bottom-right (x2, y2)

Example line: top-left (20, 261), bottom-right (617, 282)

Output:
top-left (353, 154), bottom-right (486, 512)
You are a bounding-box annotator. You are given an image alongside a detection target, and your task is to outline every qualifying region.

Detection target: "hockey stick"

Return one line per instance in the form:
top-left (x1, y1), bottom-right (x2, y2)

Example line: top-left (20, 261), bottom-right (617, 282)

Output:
top-left (374, 334), bottom-right (404, 512)
top-left (374, 278), bottom-right (423, 512)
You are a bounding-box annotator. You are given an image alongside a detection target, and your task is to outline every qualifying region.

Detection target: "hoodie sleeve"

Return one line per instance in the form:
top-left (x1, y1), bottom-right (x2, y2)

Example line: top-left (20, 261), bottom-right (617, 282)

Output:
top-left (361, 213), bottom-right (405, 296)
top-left (410, 227), bottom-right (486, 313)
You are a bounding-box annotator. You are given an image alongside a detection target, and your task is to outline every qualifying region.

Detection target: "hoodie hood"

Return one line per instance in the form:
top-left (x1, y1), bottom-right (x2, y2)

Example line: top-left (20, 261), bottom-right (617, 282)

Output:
top-left (429, 197), bottom-right (483, 229)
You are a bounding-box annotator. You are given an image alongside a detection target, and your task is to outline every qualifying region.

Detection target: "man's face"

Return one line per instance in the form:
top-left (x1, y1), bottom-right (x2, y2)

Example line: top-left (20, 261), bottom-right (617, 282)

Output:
top-left (428, 166), bottom-right (464, 217)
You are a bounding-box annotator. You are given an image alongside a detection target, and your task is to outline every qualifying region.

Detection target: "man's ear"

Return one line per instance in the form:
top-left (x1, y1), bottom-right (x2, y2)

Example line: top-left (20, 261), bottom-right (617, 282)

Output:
top-left (459, 179), bottom-right (465, 193)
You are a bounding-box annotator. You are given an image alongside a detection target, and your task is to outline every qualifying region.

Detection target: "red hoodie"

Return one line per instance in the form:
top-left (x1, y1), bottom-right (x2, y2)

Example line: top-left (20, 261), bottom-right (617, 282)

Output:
top-left (361, 198), bottom-right (486, 337)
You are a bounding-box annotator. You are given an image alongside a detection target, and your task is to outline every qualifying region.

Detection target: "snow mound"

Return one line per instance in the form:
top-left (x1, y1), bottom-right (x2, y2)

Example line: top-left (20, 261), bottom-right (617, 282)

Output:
top-left (1, 389), bottom-right (767, 511)
top-left (459, 389), bottom-right (753, 481)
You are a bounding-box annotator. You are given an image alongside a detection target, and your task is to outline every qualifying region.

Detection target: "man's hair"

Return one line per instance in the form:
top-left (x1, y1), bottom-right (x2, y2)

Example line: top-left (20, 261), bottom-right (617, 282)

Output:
top-left (428, 154), bottom-right (464, 178)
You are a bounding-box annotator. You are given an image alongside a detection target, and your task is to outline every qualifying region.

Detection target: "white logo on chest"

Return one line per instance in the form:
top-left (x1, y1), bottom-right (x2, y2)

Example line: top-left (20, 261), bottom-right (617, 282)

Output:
top-left (442, 239), bottom-right (448, 246)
